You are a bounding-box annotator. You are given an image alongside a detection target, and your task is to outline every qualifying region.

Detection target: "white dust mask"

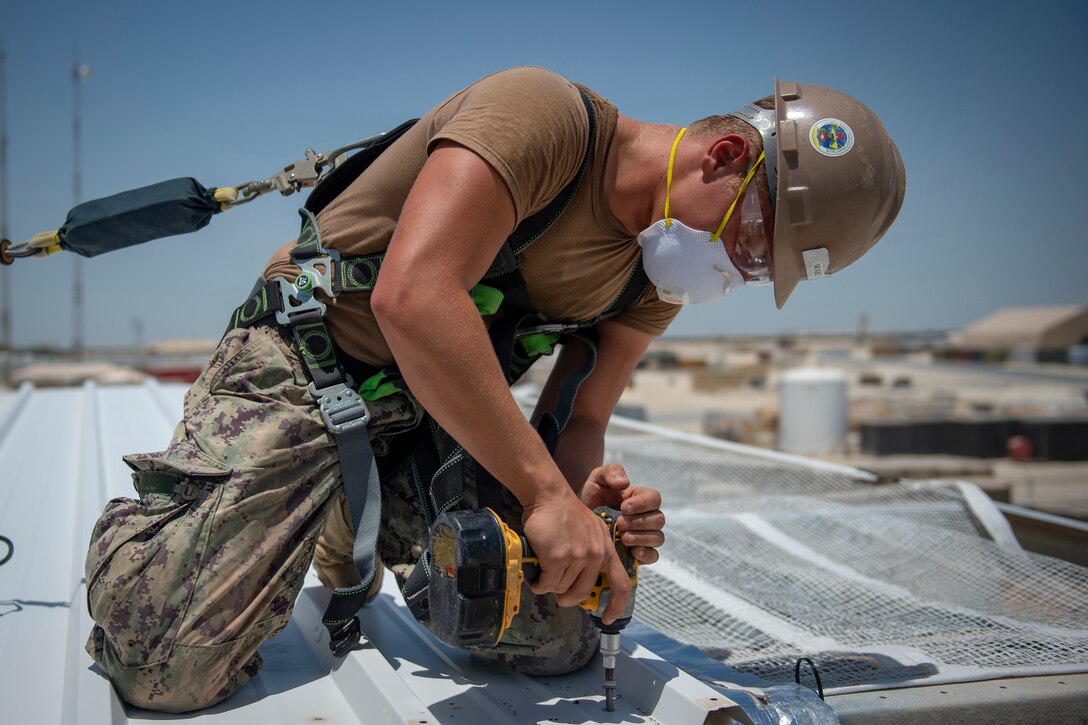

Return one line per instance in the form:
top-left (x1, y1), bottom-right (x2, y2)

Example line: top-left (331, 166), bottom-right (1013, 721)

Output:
top-left (637, 127), bottom-right (767, 305)
top-left (637, 219), bottom-right (745, 304)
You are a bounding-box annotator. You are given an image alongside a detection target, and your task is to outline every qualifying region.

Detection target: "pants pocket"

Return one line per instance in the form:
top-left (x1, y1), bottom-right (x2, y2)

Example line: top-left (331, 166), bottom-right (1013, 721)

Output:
top-left (87, 611), bottom-right (281, 713)
top-left (85, 440), bottom-right (232, 668)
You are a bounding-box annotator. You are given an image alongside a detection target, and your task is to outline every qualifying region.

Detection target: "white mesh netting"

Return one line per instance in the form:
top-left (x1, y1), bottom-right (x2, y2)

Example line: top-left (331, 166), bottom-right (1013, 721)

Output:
top-left (602, 419), bottom-right (1088, 693)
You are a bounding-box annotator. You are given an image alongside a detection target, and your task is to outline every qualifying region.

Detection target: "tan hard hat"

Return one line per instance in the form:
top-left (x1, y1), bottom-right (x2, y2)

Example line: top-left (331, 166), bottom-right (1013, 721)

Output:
top-left (729, 80), bottom-right (906, 308)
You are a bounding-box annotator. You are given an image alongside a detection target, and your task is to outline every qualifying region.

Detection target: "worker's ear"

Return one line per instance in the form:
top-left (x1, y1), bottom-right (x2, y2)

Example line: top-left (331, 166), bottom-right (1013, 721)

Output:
top-left (701, 134), bottom-right (749, 180)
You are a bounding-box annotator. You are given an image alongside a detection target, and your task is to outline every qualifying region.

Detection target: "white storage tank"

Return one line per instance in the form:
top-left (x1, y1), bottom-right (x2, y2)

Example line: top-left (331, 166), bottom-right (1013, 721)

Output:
top-left (777, 368), bottom-right (849, 454)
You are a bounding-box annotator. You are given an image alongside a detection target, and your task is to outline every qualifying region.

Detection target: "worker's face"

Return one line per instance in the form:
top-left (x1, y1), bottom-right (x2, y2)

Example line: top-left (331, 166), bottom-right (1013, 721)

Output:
top-left (674, 159), bottom-right (774, 285)
top-left (637, 130), bottom-right (779, 305)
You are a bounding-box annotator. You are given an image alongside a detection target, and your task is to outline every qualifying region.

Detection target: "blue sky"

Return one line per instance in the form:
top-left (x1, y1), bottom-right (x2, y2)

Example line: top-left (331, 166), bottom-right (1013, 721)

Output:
top-left (1, 0), bottom-right (1085, 346)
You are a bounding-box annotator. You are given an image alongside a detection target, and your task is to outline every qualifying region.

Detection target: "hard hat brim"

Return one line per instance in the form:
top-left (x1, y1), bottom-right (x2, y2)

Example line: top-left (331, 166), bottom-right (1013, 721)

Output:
top-left (770, 78), bottom-right (801, 310)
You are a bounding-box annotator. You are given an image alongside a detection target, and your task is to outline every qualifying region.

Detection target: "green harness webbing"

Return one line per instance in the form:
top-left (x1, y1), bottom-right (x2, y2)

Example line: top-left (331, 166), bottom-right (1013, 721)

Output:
top-left (225, 88), bottom-right (652, 655)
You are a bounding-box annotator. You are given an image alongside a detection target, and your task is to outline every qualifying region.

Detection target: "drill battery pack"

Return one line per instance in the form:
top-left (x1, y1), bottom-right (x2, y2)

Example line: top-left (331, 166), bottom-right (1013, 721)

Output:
top-left (428, 508), bottom-right (531, 648)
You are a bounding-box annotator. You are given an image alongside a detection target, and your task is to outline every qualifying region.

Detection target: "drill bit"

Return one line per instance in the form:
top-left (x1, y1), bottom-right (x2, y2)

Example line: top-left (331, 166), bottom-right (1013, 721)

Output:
top-left (599, 631), bottom-right (621, 712)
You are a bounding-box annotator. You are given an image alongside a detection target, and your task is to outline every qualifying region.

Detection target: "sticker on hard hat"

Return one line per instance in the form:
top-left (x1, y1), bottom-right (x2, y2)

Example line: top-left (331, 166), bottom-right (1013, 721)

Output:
top-left (803, 248), bottom-right (830, 280)
top-left (810, 118), bottom-right (854, 157)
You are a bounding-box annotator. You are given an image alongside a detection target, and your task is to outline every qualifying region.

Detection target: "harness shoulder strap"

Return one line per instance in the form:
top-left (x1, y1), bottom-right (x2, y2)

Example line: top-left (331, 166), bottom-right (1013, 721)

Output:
top-left (490, 87), bottom-right (599, 273)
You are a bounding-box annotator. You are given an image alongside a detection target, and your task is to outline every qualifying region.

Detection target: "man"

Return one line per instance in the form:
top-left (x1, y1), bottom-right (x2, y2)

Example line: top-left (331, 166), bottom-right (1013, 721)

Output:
top-left (84, 67), bottom-right (904, 712)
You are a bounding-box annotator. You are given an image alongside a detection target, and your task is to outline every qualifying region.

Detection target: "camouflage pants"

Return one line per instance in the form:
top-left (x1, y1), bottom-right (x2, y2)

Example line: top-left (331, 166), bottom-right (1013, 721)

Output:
top-left (84, 324), bottom-right (596, 713)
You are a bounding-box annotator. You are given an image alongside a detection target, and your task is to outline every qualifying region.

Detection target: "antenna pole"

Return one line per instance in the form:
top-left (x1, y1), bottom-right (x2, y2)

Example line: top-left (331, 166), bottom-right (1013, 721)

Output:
top-left (71, 62), bottom-right (90, 358)
top-left (1, 43), bottom-right (11, 384)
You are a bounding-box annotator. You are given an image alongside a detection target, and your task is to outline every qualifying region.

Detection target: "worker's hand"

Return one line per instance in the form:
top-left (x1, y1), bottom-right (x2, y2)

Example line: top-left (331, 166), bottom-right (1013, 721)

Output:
top-left (580, 463), bottom-right (665, 565)
top-left (522, 489), bottom-right (632, 623)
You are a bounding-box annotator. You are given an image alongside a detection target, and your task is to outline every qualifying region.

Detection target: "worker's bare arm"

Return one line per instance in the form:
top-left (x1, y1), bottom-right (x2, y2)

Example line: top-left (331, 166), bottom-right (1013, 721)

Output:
top-left (371, 141), bottom-right (627, 617)
top-left (534, 320), bottom-right (652, 487)
top-left (372, 140), bottom-right (555, 501)
top-left (535, 320), bottom-right (666, 570)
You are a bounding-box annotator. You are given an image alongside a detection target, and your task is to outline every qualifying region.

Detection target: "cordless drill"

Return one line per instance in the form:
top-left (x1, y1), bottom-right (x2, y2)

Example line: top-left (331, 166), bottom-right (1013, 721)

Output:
top-left (428, 506), bottom-right (639, 711)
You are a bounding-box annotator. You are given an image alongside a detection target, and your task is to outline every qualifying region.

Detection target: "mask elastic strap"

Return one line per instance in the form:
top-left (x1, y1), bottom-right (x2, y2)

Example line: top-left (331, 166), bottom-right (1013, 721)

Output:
top-left (663, 127), bottom-right (687, 228)
top-left (711, 150), bottom-right (765, 243)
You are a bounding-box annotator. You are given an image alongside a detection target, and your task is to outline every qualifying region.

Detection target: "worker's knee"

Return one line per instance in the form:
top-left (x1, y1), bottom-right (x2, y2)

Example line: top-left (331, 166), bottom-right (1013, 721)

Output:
top-left (86, 618), bottom-right (277, 712)
top-left (470, 590), bottom-right (601, 676)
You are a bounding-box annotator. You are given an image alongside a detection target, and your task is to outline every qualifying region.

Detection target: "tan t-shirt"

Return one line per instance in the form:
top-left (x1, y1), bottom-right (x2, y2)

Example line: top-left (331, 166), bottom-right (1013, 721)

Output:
top-left (263, 67), bottom-right (680, 368)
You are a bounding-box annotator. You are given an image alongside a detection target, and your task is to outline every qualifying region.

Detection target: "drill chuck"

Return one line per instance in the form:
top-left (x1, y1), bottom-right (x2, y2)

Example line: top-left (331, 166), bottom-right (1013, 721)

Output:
top-left (599, 631), bottom-right (621, 671)
top-left (601, 631), bottom-right (621, 712)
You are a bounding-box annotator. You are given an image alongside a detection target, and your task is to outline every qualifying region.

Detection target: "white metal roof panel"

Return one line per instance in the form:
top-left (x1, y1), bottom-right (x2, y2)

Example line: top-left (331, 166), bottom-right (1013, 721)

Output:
top-left (3, 381), bottom-right (1088, 724)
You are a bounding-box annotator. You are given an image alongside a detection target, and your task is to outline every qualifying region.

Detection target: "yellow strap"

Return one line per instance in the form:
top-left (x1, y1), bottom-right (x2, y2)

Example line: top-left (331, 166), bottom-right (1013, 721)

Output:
top-left (662, 127), bottom-right (687, 228)
top-left (711, 150), bottom-right (765, 243)
top-left (27, 230), bottom-right (60, 250)
top-left (214, 186), bottom-right (238, 211)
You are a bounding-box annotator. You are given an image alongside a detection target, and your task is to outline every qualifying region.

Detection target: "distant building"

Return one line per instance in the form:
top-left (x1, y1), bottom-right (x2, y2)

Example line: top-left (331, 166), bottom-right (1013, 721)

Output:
top-left (950, 305), bottom-right (1088, 362)
top-left (11, 361), bottom-right (146, 387)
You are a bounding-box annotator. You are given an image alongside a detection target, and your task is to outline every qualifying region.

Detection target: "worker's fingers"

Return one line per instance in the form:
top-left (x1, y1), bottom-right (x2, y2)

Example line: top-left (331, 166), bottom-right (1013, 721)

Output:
top-left (630, 545), bottom-right (660, 565)
top-left (586, 464), bottom-right (631, 493)
top-left (619, 485), bottom-right (662, 515)
top-left (528, 562), bottom-right (570, 596)
top-left (532, 538), bottom-right (595, 598)
top-left (542, 516), bottom-right (611, 604)
top-left (601, 549), bottom-right (633, 625)
top-left (618, 500), bottom-right (664, 565)
top-left (618, 508), bottom-right (665, 532)
top-left (620, 528), bottom-right (664, 550)
top-left (555, 562), bottom-right (603, 608)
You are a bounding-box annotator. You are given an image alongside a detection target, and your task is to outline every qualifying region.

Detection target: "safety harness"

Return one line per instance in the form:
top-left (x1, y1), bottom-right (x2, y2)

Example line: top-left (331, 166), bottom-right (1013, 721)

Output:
top-left (225, 89), bottom-right (651, 656)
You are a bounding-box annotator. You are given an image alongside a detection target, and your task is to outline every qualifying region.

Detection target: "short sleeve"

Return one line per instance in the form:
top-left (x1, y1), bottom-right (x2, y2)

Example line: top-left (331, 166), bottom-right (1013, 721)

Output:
top-left (610, 286), bottom-right (683, 337)
top-left (426, 67), bottom-right (589, 226)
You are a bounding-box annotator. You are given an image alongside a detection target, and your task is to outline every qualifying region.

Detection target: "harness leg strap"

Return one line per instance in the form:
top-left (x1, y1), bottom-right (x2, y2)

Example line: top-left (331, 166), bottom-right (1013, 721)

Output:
top-left (319, 421), bottom-right (383, 657)
top-left (269, 268), bottom-right (385, 656)
top-left (303, 373), bottom-right (384, 656)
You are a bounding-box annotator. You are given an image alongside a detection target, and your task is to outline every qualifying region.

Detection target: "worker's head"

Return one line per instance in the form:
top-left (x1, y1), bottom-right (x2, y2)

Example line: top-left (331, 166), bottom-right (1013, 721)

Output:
top-left (638, 80), bottom-right (905, 309)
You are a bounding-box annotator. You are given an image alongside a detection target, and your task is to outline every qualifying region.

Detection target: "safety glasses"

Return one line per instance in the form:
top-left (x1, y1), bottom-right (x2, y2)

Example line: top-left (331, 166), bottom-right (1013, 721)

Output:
top-left (732, 180), bottom-right (773, 285)
top-left (710, 151), bottom-right (774, 286)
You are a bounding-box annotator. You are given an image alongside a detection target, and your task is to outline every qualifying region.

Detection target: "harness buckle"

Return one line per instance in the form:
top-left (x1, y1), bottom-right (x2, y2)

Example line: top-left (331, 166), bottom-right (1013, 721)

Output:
top-left (328, 616), bottom-right (362, 657)
top-left (310, 380), bottom-right (371, 435)
top-left (517, 322), bottom-right (580, 337)
top-left (274, 252), bottom-right (340, 326)
top-left (275, 148), bottom-right (325, 195)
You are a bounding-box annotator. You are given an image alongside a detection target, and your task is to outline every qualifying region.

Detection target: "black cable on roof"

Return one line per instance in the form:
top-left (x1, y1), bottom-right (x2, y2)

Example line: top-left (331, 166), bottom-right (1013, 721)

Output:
top-left (0, 535), bottom-right (12, 567)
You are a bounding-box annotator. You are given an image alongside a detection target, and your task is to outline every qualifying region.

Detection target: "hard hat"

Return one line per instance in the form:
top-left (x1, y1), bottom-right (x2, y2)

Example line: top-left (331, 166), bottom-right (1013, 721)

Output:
top-left (728, 80), bottom-right (906, 309)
